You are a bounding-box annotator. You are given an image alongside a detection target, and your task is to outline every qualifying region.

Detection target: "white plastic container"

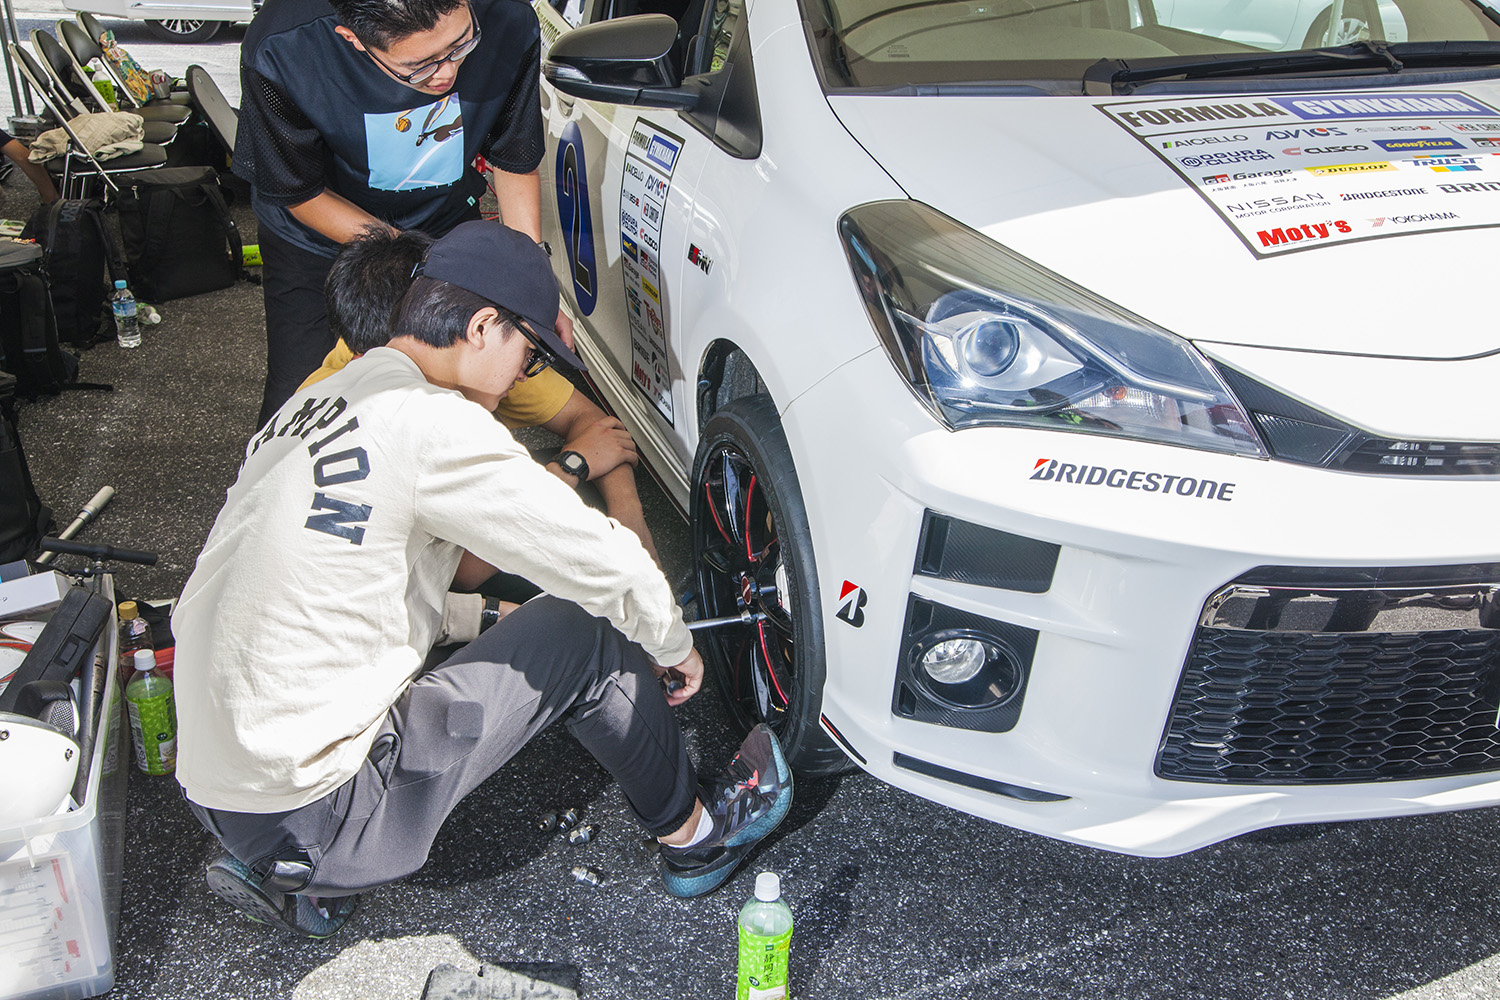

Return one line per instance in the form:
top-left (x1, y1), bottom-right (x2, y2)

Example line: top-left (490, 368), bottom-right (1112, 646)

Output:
top-left (0, 576), bottom-right (126, 1000)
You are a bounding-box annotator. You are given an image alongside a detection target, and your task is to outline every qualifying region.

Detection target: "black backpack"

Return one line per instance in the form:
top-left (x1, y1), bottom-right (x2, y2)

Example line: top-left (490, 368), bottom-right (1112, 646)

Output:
top-left (117, 167), bottom-right (244, 301)
top-left (0, 372), bottom-right (53, 563)
top-left (21, 198), bottom-right (126, 349)
top-left (0, 239), bottom-right (78, 396)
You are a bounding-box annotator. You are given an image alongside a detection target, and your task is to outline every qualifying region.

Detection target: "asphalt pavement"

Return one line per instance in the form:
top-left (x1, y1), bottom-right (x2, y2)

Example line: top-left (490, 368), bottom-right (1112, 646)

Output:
top-left (7, 11), bottom-right (1500, 1000)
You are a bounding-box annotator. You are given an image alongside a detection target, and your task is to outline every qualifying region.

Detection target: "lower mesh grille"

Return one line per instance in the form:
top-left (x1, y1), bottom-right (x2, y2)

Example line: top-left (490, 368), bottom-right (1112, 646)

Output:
top-left (1157, 629), bottom-right (1500, 784)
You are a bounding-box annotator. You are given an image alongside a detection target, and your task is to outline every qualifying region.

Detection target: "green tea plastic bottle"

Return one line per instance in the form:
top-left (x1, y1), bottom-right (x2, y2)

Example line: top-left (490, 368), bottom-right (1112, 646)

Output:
top-left (736, 871), bottom-right (792, 1000)
top-left (125, 648), bottom-right (176, 774)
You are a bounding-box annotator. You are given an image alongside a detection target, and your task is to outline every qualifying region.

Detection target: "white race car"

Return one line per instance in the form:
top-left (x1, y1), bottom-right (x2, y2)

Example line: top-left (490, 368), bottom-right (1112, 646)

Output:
top-left (535, 0), bottom-right (1500, 857)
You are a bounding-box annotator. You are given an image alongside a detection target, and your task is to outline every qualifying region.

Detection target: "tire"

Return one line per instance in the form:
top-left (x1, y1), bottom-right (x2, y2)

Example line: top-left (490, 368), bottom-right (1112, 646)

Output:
top-left (145, 19), bottom-right (223, 43)
top-left (691, 395), bottom-right (853, 776)
top-left (1302, 4), bottom-right (1372, 48)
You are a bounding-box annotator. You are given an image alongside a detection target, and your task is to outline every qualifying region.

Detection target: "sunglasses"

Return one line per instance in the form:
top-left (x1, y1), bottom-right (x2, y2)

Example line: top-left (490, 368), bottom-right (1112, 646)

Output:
top-left (367, 3), bottom-right (482, 86)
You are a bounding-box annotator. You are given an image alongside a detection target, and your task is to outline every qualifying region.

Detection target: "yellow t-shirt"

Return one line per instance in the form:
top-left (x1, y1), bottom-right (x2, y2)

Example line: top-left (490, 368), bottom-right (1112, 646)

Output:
top-left (300, 338), bottom-right (573, 428)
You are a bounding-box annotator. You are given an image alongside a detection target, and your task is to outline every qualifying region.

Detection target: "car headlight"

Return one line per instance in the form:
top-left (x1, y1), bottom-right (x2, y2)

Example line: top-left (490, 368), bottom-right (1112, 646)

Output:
top-left (838, 200), bottom-right (1266, 457)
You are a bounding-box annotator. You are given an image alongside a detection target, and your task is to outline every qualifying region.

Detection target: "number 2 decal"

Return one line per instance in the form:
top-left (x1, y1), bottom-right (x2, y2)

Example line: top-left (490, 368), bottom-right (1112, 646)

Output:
top-left (555, 121), bottom-right (598, 316)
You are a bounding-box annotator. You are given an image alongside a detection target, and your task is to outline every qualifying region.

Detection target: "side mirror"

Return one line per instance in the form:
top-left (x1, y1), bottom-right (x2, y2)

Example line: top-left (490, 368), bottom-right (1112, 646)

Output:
top-left (542, 14), bottom-right (700, 110)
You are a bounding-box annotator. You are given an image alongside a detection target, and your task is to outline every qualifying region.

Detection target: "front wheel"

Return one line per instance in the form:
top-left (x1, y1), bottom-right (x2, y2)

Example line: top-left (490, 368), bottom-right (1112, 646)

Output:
top-left (691, 395), bottom-right (852, 775)
top-left (145, 19), bottom-right (223, 42)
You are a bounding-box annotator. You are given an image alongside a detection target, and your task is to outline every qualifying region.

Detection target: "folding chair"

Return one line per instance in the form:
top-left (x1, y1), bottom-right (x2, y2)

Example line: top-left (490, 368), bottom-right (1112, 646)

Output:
top-left (58, 19), bottom-right (191, 123)
top-left (29, 30), bottom-right (180, 149)
top-left (186, 64), bottom-right (237, 161)
top-left (9, 42), bottom-right (167, 199)
top-left (74, 12), bottom-right (192, 106)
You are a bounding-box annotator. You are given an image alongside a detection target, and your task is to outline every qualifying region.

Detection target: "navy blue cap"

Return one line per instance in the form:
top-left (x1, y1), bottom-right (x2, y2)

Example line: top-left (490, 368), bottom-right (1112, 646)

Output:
top-left (419, 221), bottom-right (583, 370)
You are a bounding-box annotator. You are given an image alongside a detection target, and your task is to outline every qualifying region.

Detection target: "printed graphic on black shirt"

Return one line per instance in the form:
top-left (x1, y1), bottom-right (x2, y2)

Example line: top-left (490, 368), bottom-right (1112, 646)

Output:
top-left (365, 94), bottom-right (465, 191)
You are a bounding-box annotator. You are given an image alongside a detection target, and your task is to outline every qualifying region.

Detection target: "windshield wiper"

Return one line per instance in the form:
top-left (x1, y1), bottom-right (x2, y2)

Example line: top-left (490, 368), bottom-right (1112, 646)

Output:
top-left (1084, 40), bottom-right (1500, 95)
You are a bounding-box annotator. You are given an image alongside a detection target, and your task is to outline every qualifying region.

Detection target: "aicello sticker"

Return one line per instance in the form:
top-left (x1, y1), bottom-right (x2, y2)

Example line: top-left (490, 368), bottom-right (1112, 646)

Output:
top-left (835, 581), bottom-right (867, 628)
top-left (1029, 458), bottom-right (1237, 502)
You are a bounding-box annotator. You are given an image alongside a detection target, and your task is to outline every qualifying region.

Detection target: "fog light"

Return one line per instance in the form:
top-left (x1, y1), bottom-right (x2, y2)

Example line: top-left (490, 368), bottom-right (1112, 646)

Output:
top-left (910, 628), bottom-right (1024, 710)
top-left (920, 637), bottom-right (990, 684)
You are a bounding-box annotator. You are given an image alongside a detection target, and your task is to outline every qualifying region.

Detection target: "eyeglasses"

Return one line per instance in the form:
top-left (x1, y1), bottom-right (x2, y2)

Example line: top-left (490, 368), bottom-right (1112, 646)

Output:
top-left (367, 4), bottom-right (481, 86)
top-left (515, 321), bottom-right (557, 379)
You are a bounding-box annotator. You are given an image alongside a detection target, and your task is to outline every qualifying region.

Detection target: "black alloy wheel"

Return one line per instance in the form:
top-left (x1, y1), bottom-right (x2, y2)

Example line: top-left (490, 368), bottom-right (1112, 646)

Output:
top-left (691, 394), bottom-right (852, 775)
top-left (146, 19), bottom-right (223, 42)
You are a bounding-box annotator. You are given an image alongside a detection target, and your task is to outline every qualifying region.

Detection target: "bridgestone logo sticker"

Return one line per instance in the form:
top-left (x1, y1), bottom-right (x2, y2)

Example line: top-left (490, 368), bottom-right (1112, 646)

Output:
top-left (1029, 459), bottom-right (1236, 502)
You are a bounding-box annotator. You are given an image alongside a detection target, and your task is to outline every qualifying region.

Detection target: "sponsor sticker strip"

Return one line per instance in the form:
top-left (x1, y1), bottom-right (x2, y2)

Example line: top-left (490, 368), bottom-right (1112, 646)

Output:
top-left (620, 120), bottom-right (681, 424)
top-left (1097, 92), bottom-right (1500, 257)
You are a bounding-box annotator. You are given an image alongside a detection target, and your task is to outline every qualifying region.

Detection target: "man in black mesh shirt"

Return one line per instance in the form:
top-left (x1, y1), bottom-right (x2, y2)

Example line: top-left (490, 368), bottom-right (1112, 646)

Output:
top-left (236, 0), bottom-right (573, 427)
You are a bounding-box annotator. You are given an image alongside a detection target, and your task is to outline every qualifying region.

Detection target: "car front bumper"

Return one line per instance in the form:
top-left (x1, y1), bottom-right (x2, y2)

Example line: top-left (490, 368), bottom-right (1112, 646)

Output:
top-left (785, 349), bottom-right (1500, 857)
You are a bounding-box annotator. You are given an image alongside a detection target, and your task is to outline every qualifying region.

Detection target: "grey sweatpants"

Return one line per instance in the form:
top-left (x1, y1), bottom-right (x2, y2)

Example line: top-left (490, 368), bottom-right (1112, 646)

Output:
top-left (189, 597), bottom-right (700, 895)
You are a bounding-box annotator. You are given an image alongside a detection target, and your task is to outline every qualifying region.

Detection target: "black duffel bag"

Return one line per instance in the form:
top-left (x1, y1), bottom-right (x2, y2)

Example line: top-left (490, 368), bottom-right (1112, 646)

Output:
top-left (117, 167), bottom-right (243, 301)
top-left (0, 239), bottom-right (79, 397)
top-left (21, 198), bottom-right (124, 349)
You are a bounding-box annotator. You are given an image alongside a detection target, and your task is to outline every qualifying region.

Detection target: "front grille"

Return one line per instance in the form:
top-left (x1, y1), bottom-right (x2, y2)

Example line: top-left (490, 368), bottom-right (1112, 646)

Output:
top-left (1158, 571), bottom-right (1500, 785)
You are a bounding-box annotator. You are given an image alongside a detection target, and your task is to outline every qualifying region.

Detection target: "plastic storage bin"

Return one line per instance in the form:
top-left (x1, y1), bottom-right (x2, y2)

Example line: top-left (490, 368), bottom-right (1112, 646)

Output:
top-left (1, 576), bottom-right (125, 1000)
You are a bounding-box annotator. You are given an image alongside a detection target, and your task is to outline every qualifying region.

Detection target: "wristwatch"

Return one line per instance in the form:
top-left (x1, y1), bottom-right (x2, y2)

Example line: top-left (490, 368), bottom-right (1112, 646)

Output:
top-left (480, 596), bottom-right (503, 631)
top-left (557, 449), bottom-right (589, 485)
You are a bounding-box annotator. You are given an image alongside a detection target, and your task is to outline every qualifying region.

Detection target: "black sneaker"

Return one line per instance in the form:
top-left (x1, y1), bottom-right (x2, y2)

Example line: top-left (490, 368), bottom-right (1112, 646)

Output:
top-left (660, 724), bottom-right (793, 898)
top-left (205, 855), bottom-right (357, 938)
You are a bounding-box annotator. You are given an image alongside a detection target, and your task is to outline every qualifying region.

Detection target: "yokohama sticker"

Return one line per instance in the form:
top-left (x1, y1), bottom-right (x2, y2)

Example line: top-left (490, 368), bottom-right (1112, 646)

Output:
top-left (620, 120), bottom-right (682, 424)
top-left (1098, 90), bottom-right (1500, 256)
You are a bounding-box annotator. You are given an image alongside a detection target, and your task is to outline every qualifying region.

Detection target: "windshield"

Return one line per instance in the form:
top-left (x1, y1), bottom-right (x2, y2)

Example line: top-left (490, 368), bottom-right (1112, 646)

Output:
top-left (806, 0), bottom-right (1500, 89)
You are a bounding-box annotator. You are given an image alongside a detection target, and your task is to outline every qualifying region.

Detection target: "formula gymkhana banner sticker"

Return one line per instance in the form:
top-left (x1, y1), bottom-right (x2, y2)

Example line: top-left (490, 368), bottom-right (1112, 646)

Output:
top-left (1099, 91), bottom-right (1500, 257)
top-left (620, 119), bottom-right (681, 424)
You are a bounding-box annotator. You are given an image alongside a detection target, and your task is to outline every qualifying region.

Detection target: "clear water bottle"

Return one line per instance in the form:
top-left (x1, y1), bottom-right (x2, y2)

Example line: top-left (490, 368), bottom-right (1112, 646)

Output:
top-left (125, 647), bottom-right (175, 774)
top-left (112, 279), bottom-right (140, 348)
top-left (736, 871), bottom-right (792, 1000)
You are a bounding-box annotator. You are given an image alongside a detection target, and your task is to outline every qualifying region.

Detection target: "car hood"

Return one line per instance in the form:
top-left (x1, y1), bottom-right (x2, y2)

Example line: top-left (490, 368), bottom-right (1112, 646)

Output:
top-left (828, 83), bottom-right (1500, 361)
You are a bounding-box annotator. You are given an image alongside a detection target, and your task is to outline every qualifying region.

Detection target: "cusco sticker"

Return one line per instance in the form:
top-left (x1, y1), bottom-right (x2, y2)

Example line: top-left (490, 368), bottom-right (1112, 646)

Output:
top-left (1099, 90), bottom-right (1500, 257)
top-left (555, 121), bottom-right (598, 316)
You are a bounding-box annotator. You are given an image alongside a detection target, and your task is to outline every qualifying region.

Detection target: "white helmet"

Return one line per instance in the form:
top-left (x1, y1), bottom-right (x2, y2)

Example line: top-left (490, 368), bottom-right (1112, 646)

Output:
top-left (0, 714), bottom-right (79, 825)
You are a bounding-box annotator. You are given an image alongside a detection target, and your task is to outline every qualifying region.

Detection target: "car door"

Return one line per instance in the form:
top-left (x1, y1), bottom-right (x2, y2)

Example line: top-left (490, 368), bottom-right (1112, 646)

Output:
top-left (536, 0), bottom-right (712, 489)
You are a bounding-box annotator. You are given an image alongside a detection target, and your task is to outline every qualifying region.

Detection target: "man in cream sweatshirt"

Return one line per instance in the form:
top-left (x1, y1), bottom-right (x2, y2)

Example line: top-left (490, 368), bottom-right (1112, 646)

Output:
top-left (173, 221), bottom-right (792, 937)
